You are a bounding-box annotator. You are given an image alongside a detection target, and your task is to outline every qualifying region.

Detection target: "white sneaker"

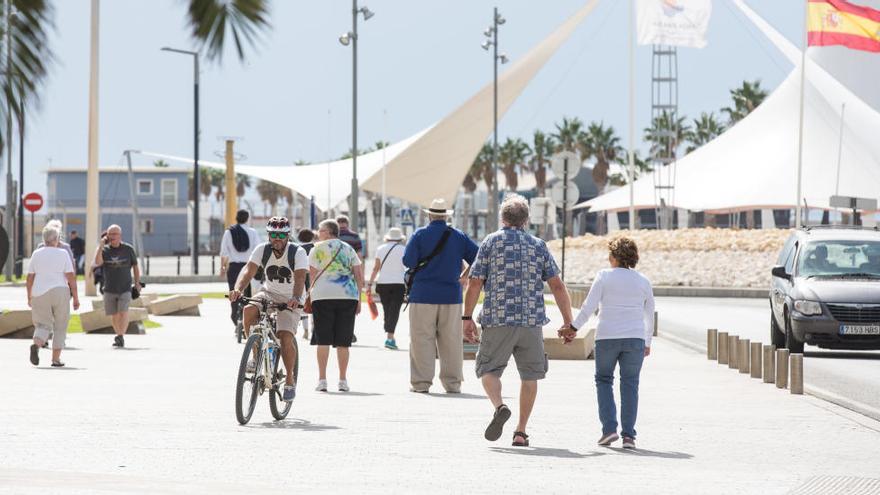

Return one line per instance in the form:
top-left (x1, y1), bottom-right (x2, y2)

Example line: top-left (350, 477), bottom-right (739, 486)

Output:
top-left (338, 380), bottom-right (350, 392)
top-left (315, 379), bottom-right (328, 392)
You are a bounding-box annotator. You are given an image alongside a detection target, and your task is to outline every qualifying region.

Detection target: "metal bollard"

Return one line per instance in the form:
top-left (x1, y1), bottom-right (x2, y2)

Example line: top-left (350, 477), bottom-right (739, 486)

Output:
top-left (750, 342), bottom-right (762, 379)
top-left (728, 335), bottom-right (739, 370)
top-left (212, 256), bottom-right (216, 275)
top-left (146, 255), bottom-right (151, 276)
top-left (776, 349), bottom-right (790, 389)
top-left (718, 331), bottom-right (729, 365)
top-left (707, 329), bottom-right (718, 360)
top-left (738, 338), bottom-right (750, 374)
top-left (177, 256), bottom-right (181, 276)
top-left (763, 345), bottom-right (776, 384)
top-left (653, 311), bottom-right (658, 337)
top-left (790, 354), bottom-right (804, 395)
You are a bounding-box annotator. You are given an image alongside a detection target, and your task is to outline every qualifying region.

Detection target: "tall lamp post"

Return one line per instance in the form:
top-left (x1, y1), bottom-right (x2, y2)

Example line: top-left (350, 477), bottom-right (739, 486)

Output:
top-left (339, 1), bottom-right (374, 233)
top-left (161, 47), bottom-right (200, 274)
top-left (481, 8), bottom-right (508, 233)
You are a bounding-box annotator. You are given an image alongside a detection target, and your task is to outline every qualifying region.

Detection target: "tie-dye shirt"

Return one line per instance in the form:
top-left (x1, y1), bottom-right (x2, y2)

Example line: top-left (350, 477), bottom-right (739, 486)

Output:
top-left (309, 239), bottom-right (362, 301)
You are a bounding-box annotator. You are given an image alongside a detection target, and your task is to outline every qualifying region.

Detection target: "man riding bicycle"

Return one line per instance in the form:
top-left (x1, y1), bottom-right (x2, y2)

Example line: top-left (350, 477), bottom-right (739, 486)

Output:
top-left (230, 216), bottom-right (308, 402)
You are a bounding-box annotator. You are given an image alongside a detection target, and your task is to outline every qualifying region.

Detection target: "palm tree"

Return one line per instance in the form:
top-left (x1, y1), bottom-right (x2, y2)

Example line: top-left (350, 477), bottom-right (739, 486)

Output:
top-left (528, 130), bottom-right (554, 196)
top-left (153, 159), bottom-right (170, 168)
top-left (235, 173), bottom-right (251, 203)
top-left (551, 116), bottom-right (584, 154)
top-left (686, 112), bottom-right (725, 153)
top-left (608, 151), bottom-right (651, 186)
top-left (256, 179), bottom-right (282, 216)
top-left (185, 0), bottom-right (271, 63)
top-left (644, 111), bottom-right (692, 163)
top-left (579, 122), bottom-right (621, 196)
top-left (498, 137), bottom-right (531, 192)
top-left (210, 169), bottom-right (225, 202)
top-left (722, 80), bottom-right (767, 126)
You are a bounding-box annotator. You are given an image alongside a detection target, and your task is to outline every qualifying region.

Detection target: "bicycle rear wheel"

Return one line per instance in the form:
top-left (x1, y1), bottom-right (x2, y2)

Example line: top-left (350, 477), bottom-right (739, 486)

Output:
top-left (269, 338), bottom-right (298, 420)
top-left (235, 320), bottom-right (243, 344)
top-left (235, 333), bottom-right (262, 425)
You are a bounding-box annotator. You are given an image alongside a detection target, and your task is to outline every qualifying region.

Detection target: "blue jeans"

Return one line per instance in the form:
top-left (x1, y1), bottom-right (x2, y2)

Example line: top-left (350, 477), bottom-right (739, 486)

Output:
top-left (594, 338), bottom-right (645, 438)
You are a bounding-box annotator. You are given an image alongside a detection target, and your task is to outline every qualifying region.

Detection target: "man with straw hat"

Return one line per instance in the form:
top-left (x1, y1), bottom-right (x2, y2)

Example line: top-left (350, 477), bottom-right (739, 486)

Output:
top-left (403, 199), bottom-right (479, 393)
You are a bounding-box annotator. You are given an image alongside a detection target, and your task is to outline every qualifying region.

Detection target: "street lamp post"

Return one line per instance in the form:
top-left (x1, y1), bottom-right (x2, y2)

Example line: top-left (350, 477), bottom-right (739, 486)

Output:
top-left (339, 1), bottom-right (374, 233)
top-left (161, 47), bottom-right (200, 274)
top-left (482, 8), bottom-right (508, 233)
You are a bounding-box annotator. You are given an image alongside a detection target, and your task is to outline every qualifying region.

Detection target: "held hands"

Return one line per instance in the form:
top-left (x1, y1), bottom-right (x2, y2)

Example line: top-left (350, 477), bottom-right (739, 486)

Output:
top-left (462, 319), bottom-right (479, 344)
top-left (557, 324), bottom-right (577, 344)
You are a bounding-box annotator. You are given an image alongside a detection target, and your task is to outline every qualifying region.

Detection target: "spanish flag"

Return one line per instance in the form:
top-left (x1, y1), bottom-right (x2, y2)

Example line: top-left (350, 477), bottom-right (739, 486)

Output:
top-left (808, 0), bottom-right (880, 52)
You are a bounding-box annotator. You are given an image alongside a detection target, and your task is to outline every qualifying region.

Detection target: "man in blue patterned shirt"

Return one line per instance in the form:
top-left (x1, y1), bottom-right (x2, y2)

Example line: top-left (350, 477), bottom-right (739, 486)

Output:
top-left (463, 194), bottom-right (573, 447)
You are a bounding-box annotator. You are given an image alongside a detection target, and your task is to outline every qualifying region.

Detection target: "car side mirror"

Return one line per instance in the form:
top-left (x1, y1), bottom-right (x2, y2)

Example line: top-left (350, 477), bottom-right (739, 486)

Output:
top-left (771, 265), bottom-right (790, 280)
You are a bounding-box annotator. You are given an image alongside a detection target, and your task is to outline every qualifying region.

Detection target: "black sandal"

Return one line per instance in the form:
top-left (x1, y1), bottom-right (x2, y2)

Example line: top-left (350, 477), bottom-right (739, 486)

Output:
top-left (512, 431), bottom-right (529, 447)
top-left (484, 404), bottom-right (511, 441)
top-left (51, 361), bottom-right (65, 368)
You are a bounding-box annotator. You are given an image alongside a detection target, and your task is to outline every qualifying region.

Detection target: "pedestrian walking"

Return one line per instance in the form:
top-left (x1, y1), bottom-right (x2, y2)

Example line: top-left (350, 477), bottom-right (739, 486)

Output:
top-left (27, 224), bottom-right (80, 367)
top-left (297, 228), bottom-right (316, 341)
top-left (366, 227), bottom-right (407, 350)
top-left (336, 215), bottom-right (364, 259)
top-left (69, 230), bottom-right (85, 275)
top-left (403, 198), bottom-right (478, 394)
top-left (220, 209), bottom-right (260, 325)
top-left (563, 236), bottom-right (655, 450)
top-left (92, 224), bottom-right (141, 348)
top-left (309, 219), bottom-right (364, 393)
top-left (39, 220), bottom-right (75, 267)
top-left (463, 194), bottom-right (573, 446)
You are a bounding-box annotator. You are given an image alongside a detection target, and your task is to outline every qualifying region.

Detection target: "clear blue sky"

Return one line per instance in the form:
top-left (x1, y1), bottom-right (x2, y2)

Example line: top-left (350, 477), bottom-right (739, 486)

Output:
top-left (10, 0), bottom-right (805, 201)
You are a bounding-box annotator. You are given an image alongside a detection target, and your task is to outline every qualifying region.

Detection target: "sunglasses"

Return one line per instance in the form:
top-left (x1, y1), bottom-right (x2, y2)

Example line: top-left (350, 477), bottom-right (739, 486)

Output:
top-left (269, 232), bottom-right (288, 239)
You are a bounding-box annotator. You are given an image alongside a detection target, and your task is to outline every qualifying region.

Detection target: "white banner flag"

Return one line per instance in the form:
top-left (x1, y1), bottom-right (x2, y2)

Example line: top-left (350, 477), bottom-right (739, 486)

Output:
top-left (637, 0), bottom-right (712, 48)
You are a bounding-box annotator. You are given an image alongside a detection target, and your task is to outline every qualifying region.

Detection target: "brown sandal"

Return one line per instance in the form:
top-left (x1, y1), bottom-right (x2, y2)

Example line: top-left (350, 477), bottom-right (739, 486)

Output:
top-left (512, 431), bottom-right (529, 447)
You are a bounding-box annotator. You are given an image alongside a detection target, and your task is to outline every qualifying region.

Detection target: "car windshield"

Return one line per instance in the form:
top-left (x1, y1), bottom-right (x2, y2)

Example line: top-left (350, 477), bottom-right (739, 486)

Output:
top-left (797, 239), bottom-right (880, 278)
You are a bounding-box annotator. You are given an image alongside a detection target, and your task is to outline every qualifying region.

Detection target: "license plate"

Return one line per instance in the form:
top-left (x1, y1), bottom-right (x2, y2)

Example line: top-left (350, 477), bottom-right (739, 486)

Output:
top-left (839, 325), bottom-right (880, 335)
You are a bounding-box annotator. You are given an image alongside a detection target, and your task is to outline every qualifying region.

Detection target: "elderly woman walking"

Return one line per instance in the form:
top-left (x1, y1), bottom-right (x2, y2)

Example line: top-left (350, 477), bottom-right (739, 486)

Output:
top-left (309, 219), bottom-right (364, 392)
top-left (366, 227), bottom-right (407, 350)
top-left (562, 236), bottom-right (654, 450)
top-left (27, 225), bottom-right (80, 367)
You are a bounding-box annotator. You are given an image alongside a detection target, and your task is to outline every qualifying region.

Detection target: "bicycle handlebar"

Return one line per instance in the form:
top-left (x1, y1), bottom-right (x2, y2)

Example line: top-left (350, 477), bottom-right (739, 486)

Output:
top-left (225, 294), bottom-right (290, 311)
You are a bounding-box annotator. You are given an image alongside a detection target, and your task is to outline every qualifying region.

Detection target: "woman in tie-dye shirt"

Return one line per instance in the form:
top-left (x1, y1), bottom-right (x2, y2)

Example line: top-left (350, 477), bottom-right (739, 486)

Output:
top-left (308, 219), bottom-right (364, 393)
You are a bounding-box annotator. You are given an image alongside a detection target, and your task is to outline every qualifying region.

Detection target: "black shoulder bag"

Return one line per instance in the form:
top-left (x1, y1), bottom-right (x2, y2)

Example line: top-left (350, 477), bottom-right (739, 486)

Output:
top-left (403, 227), bottom-right (452, 303)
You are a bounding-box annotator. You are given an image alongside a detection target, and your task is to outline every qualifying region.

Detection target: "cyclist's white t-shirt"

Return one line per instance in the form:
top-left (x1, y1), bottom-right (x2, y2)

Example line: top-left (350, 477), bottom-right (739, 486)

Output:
top-left (248, 242), bottom-right (309, 300)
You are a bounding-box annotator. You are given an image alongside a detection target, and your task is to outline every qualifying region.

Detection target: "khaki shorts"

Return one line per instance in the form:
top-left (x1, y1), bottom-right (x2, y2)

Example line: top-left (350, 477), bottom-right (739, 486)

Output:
top-left (103, 291), bottom-right (132, 315)
top-left (476, 326), bottom-right (548, 381)
top-left (248, 291), bottom-right (301, 334)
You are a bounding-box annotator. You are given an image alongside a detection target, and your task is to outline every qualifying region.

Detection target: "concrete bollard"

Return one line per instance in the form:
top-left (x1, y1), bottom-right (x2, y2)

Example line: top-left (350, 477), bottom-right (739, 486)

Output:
top-left (750, 342), bottom-right (762, 379)
top-left (776, 349), bottom-right (790, 389)
top-left (728, 335), bottom-right (739, 370)
top-left (718, 331), bottom-right (729, 365)
top-left (653, 311), bottom-right (659, 337)
top-left (790, 354), bottom-right (804, 395)
top-left (763, 345), bottom-right (776, 384)
top-left (738, 339), bottom-right (750, 374)
top-left (707, 329), bottom-right (718, 360)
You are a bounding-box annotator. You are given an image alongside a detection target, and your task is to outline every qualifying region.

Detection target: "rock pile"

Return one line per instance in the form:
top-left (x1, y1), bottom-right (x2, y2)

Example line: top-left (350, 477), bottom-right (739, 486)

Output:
top-left (547, 228), bottom-right (792, 288)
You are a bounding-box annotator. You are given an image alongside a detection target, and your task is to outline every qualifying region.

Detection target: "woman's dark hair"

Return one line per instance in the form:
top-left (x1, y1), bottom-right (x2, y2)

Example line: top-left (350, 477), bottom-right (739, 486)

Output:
top-left (297, 229), bottom-right (315, 243)
top-left (608, 236), bottom-right (639, 269)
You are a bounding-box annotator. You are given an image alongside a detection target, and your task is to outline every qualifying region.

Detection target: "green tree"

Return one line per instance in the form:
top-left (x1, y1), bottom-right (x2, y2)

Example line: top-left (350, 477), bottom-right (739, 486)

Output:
top-left (498, 137), bottom-right (531, 192)
top-left (608, 151), bottom-right (651, 186)
top-left (527, 130), bottom-right (554, 196)
top-left (256, 179), bottom-right (282, 216)
top-left (579, 121), bottom-right (621, 196)
top-left (644, 111), bottom-right (691, 163)
top-left (722, 80), bottom-right (767, 125)
top-left (185, 0), bottom-right (271, 63)
top-left (686, 112), bottom-right (725, 153)
top-left (551, 116), bottom-right (584, 154)
top-left (235, 173), bottom-right (251, 199)
top-left (153, 159), bottom-right (170, 168)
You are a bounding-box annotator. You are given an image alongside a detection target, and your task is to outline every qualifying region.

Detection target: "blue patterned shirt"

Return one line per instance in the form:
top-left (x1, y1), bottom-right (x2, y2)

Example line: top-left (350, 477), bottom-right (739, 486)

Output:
top-left (470, 227), bottom-right (560, 328)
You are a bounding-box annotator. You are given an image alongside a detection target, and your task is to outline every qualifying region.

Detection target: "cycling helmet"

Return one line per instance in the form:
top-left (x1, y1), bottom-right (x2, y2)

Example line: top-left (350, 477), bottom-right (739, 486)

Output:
top-left (266, 216), bottom-right (291, 233)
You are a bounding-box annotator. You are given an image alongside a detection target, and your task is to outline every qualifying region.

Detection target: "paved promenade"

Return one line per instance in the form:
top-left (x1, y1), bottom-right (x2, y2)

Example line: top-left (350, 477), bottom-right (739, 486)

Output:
top-left (2, 298), bottom-right (880, 494)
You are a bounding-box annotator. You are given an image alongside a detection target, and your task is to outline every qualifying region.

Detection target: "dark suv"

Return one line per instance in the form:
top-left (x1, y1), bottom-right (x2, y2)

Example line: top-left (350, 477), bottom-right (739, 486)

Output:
top-left (770, 226), bottom-right (880, 353)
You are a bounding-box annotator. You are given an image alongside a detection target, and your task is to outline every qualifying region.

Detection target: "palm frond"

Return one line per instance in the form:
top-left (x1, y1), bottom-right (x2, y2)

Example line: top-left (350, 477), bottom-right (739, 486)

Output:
top-left (186, 0), bottom-right (271, 63)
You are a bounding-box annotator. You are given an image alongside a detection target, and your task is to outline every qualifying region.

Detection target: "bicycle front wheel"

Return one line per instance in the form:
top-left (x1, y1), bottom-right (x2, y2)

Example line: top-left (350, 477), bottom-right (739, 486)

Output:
top-left (235, 333), bottom-right (262, 425)
top-left (269, 338), bottom-right (298, 420)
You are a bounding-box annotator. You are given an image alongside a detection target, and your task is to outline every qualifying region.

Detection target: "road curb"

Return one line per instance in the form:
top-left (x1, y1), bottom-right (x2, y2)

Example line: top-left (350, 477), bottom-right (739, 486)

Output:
top-left (559, 284), bottom-right (768, 299)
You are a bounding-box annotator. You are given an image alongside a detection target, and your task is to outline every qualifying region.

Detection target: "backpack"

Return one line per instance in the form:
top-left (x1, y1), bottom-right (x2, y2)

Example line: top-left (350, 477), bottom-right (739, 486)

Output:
top-left (254, 242), bottom-right (300, 282)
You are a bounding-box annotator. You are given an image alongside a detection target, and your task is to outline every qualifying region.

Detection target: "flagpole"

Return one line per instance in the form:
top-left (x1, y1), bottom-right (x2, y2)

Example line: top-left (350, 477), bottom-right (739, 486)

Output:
top-left (795, 0), bottom-right (808, 228)
top-left (834, 103), bottom-right (846, 196)
top-left (628, 0), bottom-right (636, 230)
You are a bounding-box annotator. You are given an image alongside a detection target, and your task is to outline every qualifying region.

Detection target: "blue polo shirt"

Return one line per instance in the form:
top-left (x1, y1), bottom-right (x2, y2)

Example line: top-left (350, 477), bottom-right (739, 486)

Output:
top-left (403, 220), bottom-right (479, 304)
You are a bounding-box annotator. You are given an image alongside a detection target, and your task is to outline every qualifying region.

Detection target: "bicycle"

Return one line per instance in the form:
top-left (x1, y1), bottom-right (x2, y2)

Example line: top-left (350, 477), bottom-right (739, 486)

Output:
top-left (232, 295), bottom-right (299, 425)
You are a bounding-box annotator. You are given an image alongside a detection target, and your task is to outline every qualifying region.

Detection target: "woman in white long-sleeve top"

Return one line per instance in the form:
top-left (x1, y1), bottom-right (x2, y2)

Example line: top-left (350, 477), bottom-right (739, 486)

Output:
top-left (561, 237), bottom-right (654, 450)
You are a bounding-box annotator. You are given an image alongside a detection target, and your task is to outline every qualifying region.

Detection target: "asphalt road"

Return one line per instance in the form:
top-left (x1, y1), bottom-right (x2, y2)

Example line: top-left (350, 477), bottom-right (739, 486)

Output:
top-left (655, 297), bottom-right (880, 420)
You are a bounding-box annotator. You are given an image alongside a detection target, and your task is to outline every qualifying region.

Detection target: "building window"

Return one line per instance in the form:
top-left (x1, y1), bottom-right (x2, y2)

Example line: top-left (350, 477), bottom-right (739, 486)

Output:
top-left (161, 179), bottom-right (177, 207)
top-left (140, 218), bottom-right (154, 234)
top-left (137, 179), bottom-right (153, 195)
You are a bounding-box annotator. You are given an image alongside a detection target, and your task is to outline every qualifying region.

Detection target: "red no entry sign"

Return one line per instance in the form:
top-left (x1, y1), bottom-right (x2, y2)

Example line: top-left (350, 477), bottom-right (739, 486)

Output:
top-left (23, 192), bottom-right (43, 213)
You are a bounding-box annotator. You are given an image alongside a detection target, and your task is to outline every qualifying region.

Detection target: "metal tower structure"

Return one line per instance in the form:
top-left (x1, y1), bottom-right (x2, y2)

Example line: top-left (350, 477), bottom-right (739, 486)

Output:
top-left (650, 45), bottom-right (678, 229)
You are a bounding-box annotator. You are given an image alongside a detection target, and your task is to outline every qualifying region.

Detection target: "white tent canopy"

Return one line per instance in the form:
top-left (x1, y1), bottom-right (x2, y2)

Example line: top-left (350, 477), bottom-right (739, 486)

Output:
top-left (142, 1), bottom-right (600, 212)
top-left (580, 0), bottom-right (880, 213)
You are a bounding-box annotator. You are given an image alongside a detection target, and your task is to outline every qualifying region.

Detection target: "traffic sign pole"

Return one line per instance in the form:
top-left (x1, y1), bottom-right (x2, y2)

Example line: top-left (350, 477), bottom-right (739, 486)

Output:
top-left (562, 157), bottom-right (568, 282)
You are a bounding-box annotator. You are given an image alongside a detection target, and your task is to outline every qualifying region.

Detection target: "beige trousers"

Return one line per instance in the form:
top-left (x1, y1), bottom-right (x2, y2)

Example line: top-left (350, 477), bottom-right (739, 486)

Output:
top-left (408, 303), bottom-right (463, 392)
top-left (31, 286), bottom-right (71, 350)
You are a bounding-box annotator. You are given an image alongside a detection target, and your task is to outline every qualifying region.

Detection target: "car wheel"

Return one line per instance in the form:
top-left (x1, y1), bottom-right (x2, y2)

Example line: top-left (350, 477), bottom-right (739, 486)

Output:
top-left (770, 313), bottom-right (785, 348)
top-left (784, 314), bottom-right (805, 354)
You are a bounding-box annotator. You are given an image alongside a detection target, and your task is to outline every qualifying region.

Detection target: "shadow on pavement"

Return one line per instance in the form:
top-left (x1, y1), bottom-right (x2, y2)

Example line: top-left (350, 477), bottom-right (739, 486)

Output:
top-left (610, 447), bottom-right (693, 459)
top-left (426, 392), bottom-right (485, 400)
top-left (247, 419), bottom-right (340, 431)
top-left (36, 367), bottom-right (86, 371)
top-left (490, 447), bottom-right (604, 459)
top-left (323, 391), bottom-right (383, 397)
top-left (805, 351), bottom-right (880, 361)
top-left (112, 348), bottom-right (151, 351)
